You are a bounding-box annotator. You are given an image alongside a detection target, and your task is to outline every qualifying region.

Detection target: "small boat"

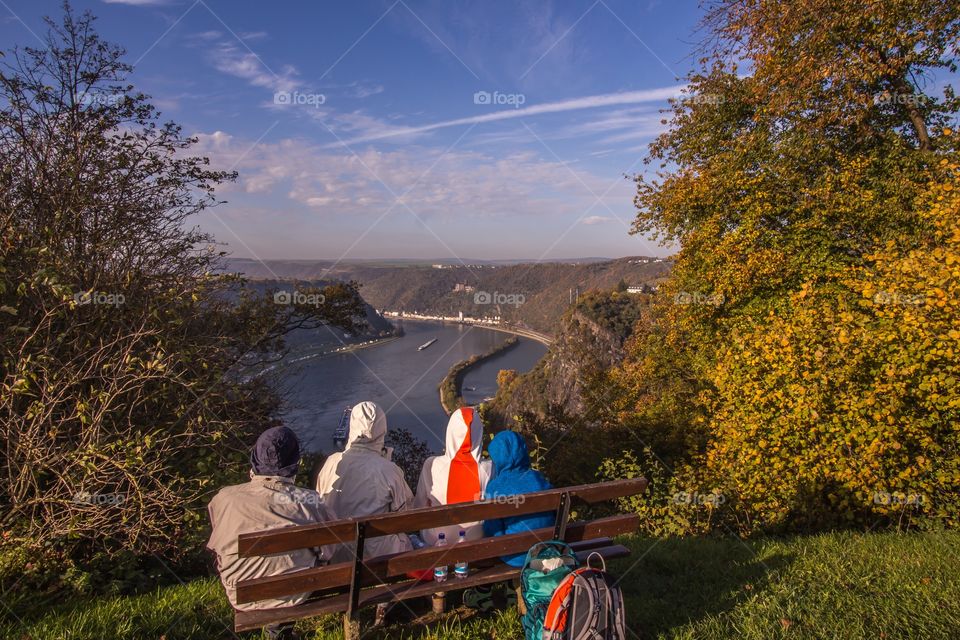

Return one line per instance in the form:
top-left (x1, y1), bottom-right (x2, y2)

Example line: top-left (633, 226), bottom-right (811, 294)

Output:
top-left (465, 386), bottom-right (476, 391)
top-left (418, 338), bottom-right (438, 351)
top-left (333, 407), bottom-right (350, 450)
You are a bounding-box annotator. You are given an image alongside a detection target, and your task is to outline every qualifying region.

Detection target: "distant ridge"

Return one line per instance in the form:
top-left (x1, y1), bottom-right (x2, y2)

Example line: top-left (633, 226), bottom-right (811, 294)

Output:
top-left (222, 256), bottom-right (630, 270)
top-left (223, 257), bottom-right (671, 333)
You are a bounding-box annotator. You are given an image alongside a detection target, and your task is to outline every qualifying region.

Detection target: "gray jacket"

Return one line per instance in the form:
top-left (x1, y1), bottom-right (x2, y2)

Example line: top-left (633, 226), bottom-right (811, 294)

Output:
top-left (207, 473), bottom-right (339, 611)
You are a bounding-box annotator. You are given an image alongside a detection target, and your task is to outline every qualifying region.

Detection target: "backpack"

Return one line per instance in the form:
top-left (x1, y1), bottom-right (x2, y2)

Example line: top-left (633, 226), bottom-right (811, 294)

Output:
top-left (542, 552), bottom-right (628, 640)
top-left (520, 540), bottom-right (579, 640)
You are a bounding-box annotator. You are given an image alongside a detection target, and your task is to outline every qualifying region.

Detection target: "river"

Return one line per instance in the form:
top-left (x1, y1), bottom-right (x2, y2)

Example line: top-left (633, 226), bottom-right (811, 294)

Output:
top-left (270, 320), bottom-right (547, 453)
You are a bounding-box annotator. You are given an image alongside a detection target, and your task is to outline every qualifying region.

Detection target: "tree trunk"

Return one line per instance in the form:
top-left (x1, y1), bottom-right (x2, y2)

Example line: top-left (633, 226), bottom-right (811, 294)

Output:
top-left (891, 75), bottom-right (932, 151)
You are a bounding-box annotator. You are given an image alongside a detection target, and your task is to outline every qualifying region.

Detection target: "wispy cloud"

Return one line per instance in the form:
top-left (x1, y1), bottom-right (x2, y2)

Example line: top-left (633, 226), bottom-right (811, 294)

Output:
top-left (196, 32), bottom-right (389, 132)
top-left (206, 37), bottom-right (298, 93)
top-left (387, 1), bottom-right (590, 89)
top-left (191, 23), bottom-right (679, 151)
top-left (582, 215), bottom-right (614, 225)
top-left (348, 82), bottom-right (385, 98)
top-left (192, 132), bottom-right (635, 221)
top-left (328, 85), bottom-right (684, 147)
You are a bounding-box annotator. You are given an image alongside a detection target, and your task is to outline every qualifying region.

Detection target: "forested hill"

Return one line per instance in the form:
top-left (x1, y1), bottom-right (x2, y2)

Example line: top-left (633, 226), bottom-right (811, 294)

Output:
top-left (224, 257), bottom-right (671, 333)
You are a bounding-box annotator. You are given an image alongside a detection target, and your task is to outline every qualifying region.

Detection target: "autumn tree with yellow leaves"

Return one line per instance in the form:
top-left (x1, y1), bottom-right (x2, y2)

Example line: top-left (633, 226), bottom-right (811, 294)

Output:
top-left (610, 0), bottom-right (960, 532)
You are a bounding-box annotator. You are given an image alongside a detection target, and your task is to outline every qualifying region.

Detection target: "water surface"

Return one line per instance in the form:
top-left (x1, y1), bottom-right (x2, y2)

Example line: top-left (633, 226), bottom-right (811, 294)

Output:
top-left (271, 320), bottom-right (546, 453)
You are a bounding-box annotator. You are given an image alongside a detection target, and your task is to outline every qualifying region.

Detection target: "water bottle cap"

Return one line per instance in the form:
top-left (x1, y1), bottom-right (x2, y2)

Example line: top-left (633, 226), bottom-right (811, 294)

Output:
top-left (438, 533), bottom-right (445, 539)
top-left (459, 530), bottom-right (466, 536)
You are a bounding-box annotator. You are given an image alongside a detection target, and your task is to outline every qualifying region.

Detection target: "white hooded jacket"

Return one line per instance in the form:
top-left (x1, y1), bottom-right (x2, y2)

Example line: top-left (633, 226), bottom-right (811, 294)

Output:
top-left (315, 402), bottom-right (414, 562)
top-left (414, 407), bottom-right (493, 545)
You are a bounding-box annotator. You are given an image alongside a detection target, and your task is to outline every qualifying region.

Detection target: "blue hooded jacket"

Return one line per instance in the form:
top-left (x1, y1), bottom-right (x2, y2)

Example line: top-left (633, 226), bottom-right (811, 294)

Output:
top-left (482, 430), bottom-right (554, 566)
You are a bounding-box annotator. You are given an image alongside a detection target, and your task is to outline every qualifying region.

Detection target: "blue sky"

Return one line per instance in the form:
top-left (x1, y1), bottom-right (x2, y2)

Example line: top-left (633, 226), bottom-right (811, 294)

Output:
top-left (1, 0), bottom-right (704, 260)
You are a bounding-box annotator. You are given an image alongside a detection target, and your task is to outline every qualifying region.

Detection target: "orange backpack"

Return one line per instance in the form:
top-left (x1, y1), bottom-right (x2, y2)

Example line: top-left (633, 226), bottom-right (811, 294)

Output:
top-left (542, 553), bottom-right (627, 640)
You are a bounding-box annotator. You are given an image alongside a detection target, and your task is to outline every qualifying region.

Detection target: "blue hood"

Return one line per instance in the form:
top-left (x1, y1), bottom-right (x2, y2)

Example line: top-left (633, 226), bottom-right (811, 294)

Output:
top-left (488, 430), bottom-right (531, 474)
top-left (483, 430), bottom-right (553, 567)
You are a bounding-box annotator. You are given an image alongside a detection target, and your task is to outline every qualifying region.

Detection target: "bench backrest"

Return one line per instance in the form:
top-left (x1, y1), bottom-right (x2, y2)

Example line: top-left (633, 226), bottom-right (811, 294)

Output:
top-left (237, 477), bottom-right (648, 557)
top-left (234, 477), bottom-right (648, 607)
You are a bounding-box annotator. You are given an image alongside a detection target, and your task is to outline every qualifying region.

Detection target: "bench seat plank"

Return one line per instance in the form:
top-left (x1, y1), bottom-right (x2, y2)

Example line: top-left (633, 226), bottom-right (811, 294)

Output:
top-left (236, 515), bottom-right (638, 605)
top-left (235, 543), bottom-right (630, 631)
top-left (237, 478), bottom-right (648, 558)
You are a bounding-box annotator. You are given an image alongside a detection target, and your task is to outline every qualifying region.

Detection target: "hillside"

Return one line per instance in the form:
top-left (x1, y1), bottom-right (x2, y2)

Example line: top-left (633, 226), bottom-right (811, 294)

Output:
top-left (224, 257), bottom-right (671, 334)
top-left (244, 279), bottom-right (397, 352)
top-left (487, 289), bottom-right (650, 424)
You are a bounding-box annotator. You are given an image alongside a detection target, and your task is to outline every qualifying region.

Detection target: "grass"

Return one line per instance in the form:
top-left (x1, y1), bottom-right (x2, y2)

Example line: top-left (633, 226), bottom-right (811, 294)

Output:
top-left (2, 529), bottom-right (957, 639)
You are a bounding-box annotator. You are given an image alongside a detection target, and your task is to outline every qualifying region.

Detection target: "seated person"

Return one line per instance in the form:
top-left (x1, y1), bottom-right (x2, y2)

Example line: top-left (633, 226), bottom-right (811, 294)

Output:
top-left (414, 406), bottom-right (493, 544)
top-left (207, 426), bottom-right (337, 638)
top-left (315, 401), bottom-right (414, 562)
top-left (482, 430), bottom-right (554, 566)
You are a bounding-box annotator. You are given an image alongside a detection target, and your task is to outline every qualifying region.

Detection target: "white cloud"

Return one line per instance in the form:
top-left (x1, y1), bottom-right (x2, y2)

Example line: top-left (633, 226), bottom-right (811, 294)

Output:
top-left (199, 130), bottom-right (234, 149)
top-left (207, 39), bottom-right (299, 93)
top-left (328, 85), bottom-right (684, 146)
top-left (191, 132), bottom-right (635, 222)
top-left (191, 23), bottom-right (679, 151)
top-left (312, 110), bottom-right (417, 143)
top-left (564, 108), bottom-right (664, 135)
top-left (347, 83), bottom-right (385, 99)
top-left (582, 215), bottom-right (614, 225)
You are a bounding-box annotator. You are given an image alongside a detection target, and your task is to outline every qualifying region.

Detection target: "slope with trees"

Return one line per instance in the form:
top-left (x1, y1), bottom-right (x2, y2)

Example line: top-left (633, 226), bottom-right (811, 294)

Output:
top-left (599, 0), bottom-right (960, 534)
top-left (226, 257), bottom-right (671, 334)
top-left (0, 6), bottom-right (365, 600)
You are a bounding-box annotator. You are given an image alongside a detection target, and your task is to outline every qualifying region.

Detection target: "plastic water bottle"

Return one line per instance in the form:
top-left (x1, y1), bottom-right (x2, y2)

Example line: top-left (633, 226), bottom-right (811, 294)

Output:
top-left (454, 530), bottom-right (469, 579)
top-left (433, 533), bottom-right (449, 582)
top-left (409, 533), bottom-right (427, 550)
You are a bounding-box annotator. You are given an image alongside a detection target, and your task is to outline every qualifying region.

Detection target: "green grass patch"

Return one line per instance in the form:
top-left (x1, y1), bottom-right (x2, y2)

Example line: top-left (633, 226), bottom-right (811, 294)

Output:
top-left (2, 530), bottom-right (957, 639)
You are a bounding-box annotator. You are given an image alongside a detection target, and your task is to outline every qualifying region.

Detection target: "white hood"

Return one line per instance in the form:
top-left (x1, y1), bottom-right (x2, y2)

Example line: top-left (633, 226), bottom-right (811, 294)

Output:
top-left (413, 407), bottom-right (494, 545)
top-left (346, 401), bottom-right (387, 453)
top-left (314, 400), bottom-right (414, 562)
top-left (444, 405), bottom-right (483, 462)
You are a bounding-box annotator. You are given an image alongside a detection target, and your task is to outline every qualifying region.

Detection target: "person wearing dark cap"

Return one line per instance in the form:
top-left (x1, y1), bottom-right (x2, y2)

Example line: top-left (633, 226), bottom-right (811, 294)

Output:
top-left (207, 426), bottom-right (338, 640)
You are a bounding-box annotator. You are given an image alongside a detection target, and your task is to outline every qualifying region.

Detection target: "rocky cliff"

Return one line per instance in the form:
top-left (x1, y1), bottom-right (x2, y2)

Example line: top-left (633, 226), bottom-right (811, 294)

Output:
top-left (488, 289), bottom-right (651, 423)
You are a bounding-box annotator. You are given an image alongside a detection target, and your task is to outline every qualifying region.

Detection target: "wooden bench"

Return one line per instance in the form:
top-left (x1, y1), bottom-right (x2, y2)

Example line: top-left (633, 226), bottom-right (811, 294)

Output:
top-left (232, 477), bottom-right (648, 638)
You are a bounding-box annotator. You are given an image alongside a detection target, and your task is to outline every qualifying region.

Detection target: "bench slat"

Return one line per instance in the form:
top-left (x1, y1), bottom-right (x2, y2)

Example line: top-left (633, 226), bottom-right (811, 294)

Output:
top-left (236, 514), bottom-right (638, 604)
top-left (237, 477), bottom-right (647, 558)
top-left (236, 518), bottom-right (632, 604)
top-left (235, 543), bottom-right (631, 632)
top-left (246, 537), bottom-right (618, 604)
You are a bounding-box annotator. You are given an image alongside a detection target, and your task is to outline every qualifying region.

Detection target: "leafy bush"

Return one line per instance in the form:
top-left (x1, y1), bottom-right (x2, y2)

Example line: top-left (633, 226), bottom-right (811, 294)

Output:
top-left (606, 0), bottom-right (960, 534)
top-left (702, 169), bottom-right (960, 531)
top-left (0, 6), bottom-right (363, 571)
top-left (385, 427), bottom-right (432, 491)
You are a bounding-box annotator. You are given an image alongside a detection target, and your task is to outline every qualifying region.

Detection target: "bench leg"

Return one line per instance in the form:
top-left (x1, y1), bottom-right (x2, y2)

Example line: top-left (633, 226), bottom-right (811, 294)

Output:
top-left (432, 591), bottom-right (446, 614)
top-left (343, 615), bottom-right (361, 640)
